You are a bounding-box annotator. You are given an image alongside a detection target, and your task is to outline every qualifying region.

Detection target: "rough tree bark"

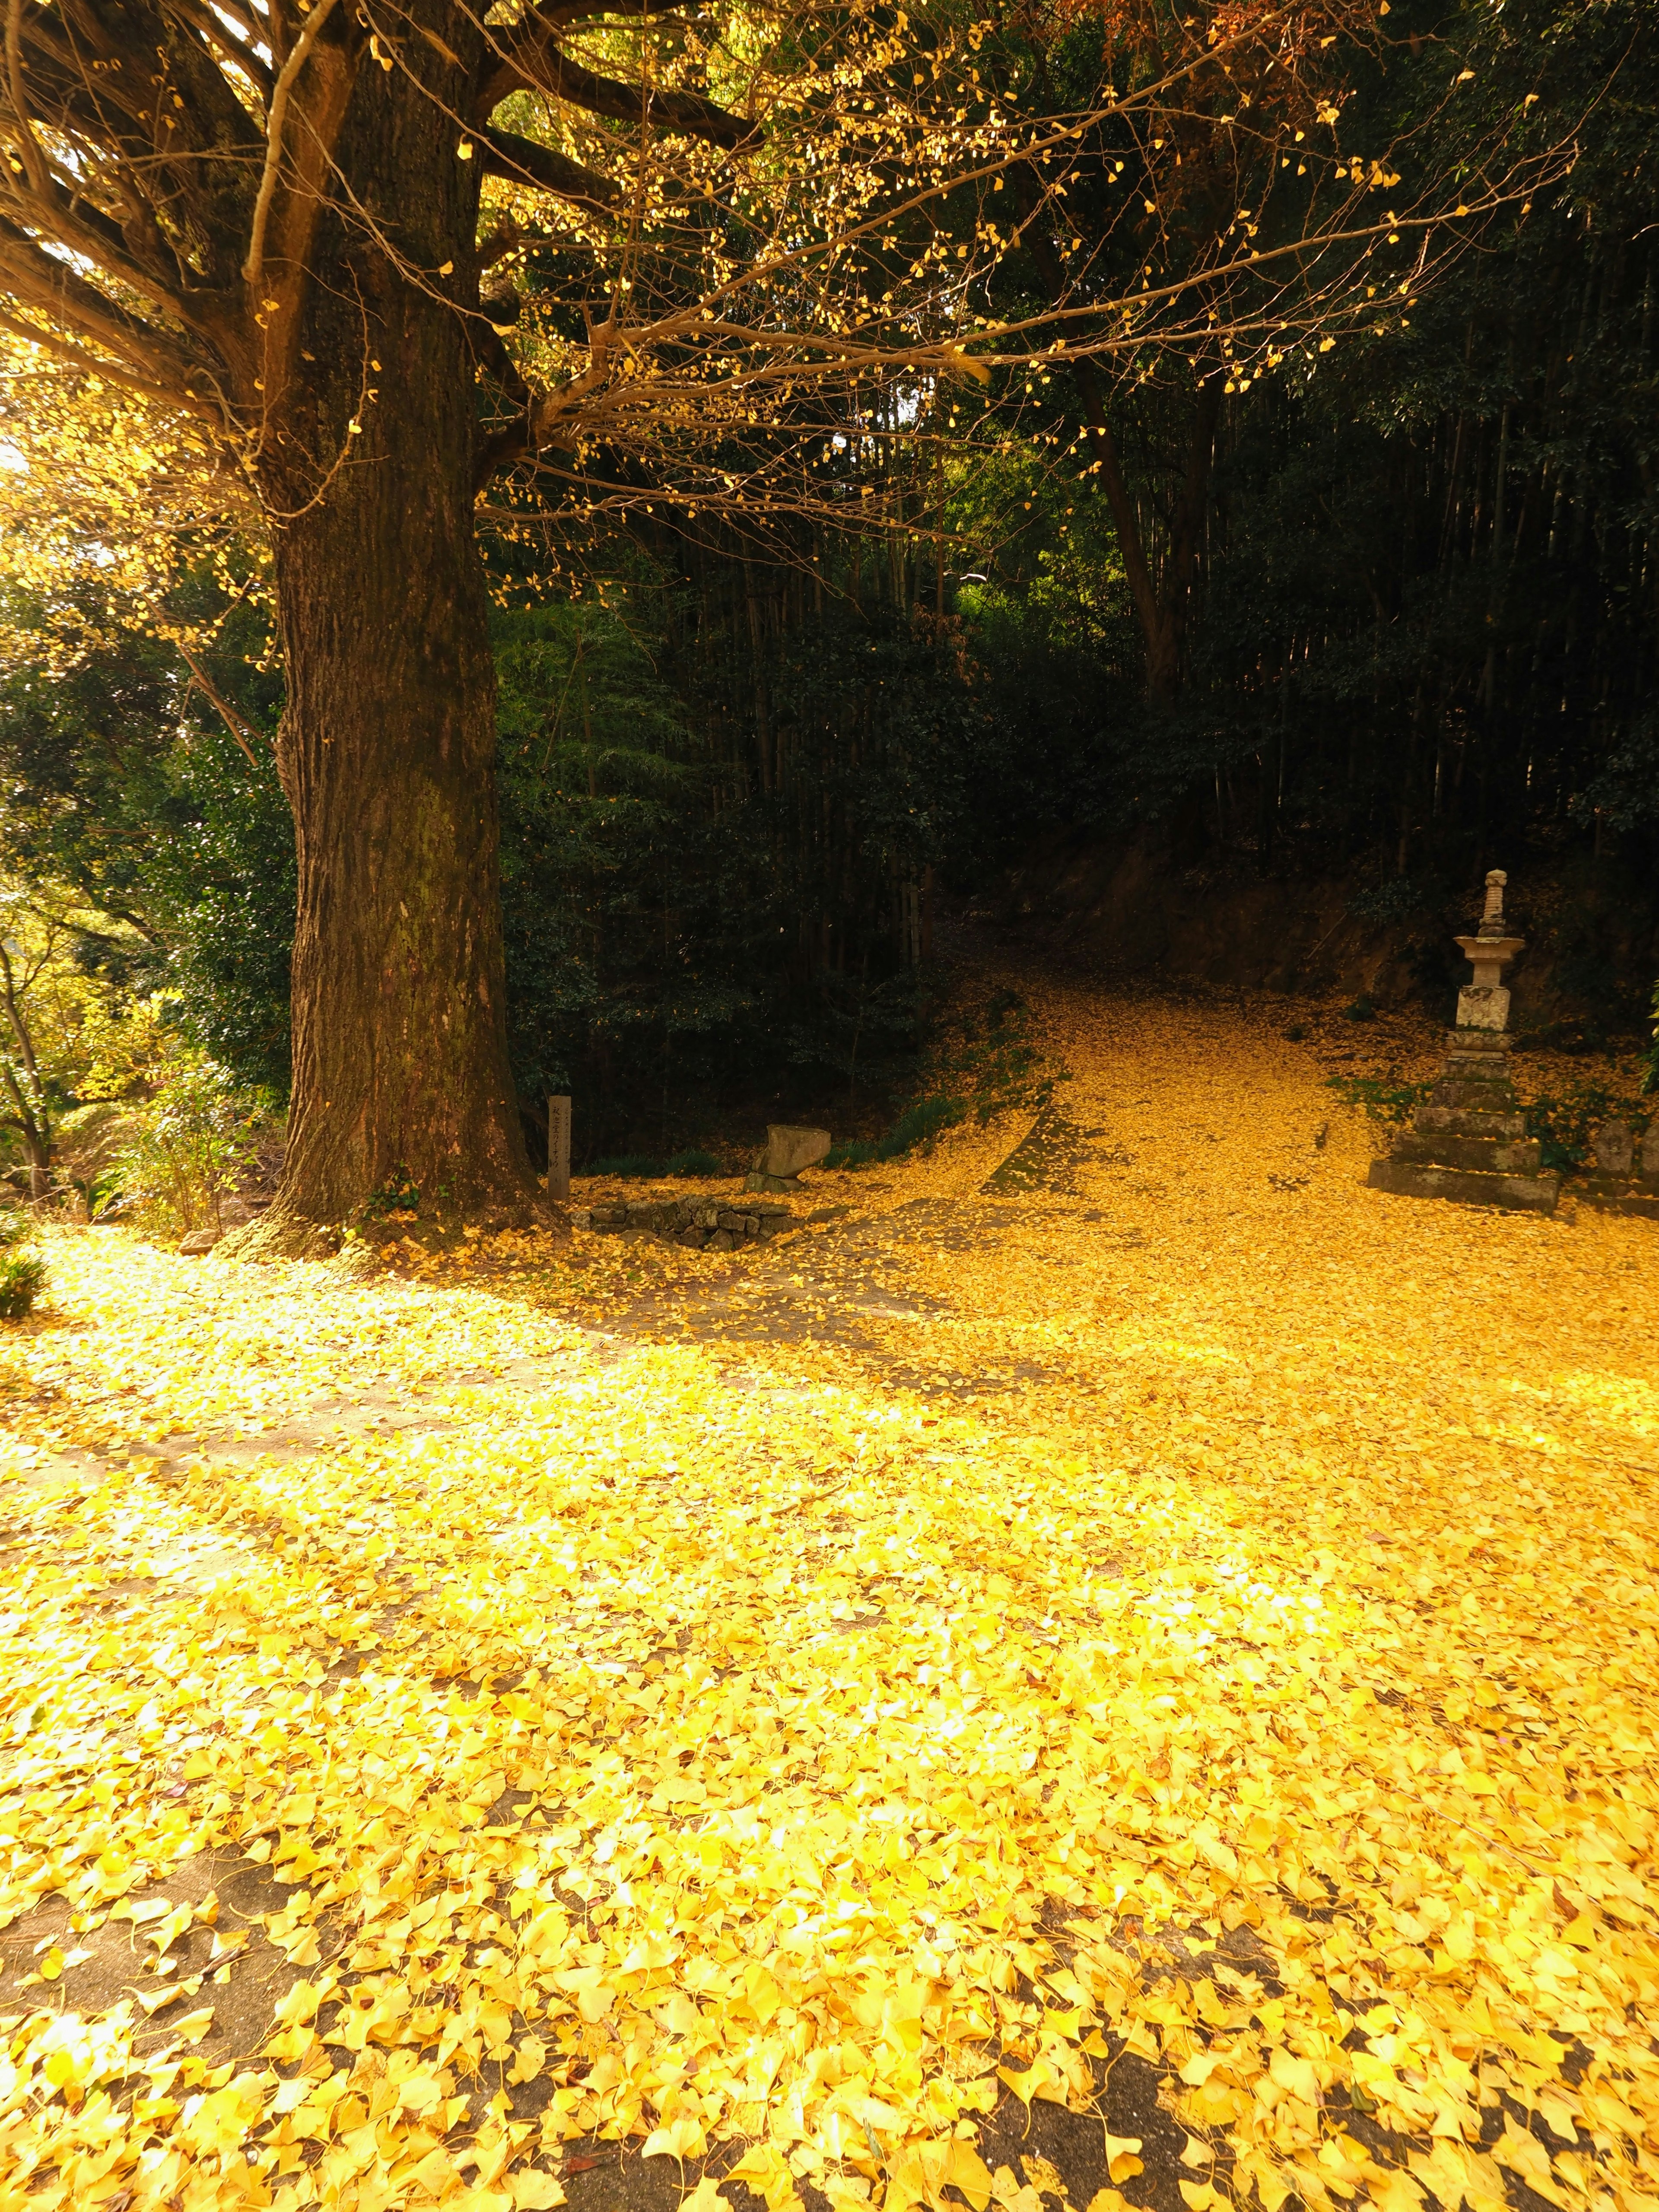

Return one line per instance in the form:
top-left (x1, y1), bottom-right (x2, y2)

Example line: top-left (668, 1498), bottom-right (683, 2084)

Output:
top-left (254, 54), bottom-right (533, 1233)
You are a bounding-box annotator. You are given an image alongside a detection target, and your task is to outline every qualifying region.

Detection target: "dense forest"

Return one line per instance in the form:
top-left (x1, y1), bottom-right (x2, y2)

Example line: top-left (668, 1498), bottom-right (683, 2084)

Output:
top-left (0, 0), bottom-right (1655, 1189)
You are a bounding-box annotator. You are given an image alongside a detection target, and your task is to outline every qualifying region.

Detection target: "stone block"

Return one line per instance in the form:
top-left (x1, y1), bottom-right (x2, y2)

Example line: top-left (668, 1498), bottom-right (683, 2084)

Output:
top-left (1413, 1106), bottom-right (1527, 1140)
top-left (1594, 1120), bottom-right (1635, 1176)
top-left (1366, 1158), bottom-right (1559, 1214)
top-left (745, 1171), bottom-right (799, 1194)
top-left (1441, 1027), bottom-right (1511, 1055)
top-left (178, 1228), bottom-right (222, 1255)
top-left (764, 1125), bottom-right (831, 1177)
top-left (1645, 1125), bottom-right (1659, 1179)
top-left (1390, 1132), bottom-right (1543, 1176)
top-left (1577, 1185), bottom-right (1659, 1222)
top-left (1424, 1080), bottom-right (1519, 1116)
top-left (708, 1229), bottom-right (735, 1251)
top-left (1456, 983), bottom-right (1511, 1031)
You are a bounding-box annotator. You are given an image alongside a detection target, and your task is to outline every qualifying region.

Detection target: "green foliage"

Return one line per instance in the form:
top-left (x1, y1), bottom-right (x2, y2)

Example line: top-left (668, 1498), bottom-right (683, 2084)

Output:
top-left (825, 993), bottom-right (1065, 1168)
top-left (116, 1052), bottom-right (266, 1234)
top-left (825, 1094), bottom-right (966, 1170)
top-left (0, 1247), bottom-right (47, 1319)
top-left (1341, 996), bottom-right (1378, 1023)
top-left (1325, 1073), bottom-right (1434, 1125)
top-left (1643, 982), bottom-right (1659, 1099)
top-left (0, 578), bottom-right (294, 1094)
top-left (667, 1150), bottom-right (724, 1176)
top-left (931, 990), bottom-right (1061, 1125)
top-left (1520, 1084), bottom-right (1649, 1175)
top-left (0, 1211), bottom-right (46, 1315)
top-left (583, 1148), bottom-right (726, 1179)
top-left (362, 1166), bottom-right (421, 1220)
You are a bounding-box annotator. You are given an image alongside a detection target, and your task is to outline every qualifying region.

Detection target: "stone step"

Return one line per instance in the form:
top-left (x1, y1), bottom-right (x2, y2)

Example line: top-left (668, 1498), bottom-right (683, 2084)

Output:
top-left (1426, 1079), bottom-right (1520, 1112)
top-left (1414, 1106), bottom-right (1527, 1139)
top-left (1574, 1176), bottom-right (1659, 1222)
top-left (1366, 1158), bottom-right (1559, 1214)
top-left (1392, 1132), bottom-right (1543, 1175)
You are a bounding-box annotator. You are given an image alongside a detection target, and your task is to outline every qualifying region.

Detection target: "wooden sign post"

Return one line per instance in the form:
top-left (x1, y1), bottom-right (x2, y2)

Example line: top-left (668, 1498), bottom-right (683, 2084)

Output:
top-left (547, 1094), bottom-right (571, 1201)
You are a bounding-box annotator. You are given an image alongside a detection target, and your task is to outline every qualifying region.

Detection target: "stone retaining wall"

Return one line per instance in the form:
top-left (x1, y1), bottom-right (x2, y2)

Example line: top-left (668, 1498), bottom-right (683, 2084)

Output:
top-left (571, 1196), bottom-right (795, 1250)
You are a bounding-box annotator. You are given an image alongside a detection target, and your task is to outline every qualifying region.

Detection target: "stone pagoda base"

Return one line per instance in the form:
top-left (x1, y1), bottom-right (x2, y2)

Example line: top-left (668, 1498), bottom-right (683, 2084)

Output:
top-left (1367, 1028), bottom-right (1559, 1215)
top-left (1576, 1122), bottom-right (1659, 1220)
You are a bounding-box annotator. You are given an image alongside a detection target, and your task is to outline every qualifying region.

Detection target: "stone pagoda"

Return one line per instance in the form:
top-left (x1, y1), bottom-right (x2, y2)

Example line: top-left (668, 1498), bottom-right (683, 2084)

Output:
top-left (1367, 870), bottom-right (1559, 1215)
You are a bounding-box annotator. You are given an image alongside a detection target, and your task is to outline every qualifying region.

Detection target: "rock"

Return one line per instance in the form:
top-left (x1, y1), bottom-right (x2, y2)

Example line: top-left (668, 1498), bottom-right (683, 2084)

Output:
top-left (178, 1228), bottom-right (222, 1255)
top-left (763, 1125), bottom-right (831, 1178)
top-left (1594, 1120), bottom-right (1635, 1176)
top-left (1646, 1125), bottom-right (1659, 1179)
top-left (744, 1170), bottom-right (800, 1195)
top-left (576, 1190), bottom-right (797, 1248)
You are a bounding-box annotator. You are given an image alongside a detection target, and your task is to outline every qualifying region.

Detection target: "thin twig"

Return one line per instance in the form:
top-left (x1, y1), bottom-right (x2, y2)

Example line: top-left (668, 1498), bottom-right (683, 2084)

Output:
top-left (171, 637), bottom-right (264, 769)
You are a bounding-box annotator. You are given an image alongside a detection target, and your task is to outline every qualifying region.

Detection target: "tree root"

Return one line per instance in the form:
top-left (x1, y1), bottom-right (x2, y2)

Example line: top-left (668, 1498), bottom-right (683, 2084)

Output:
top-left (219, 1198), bottom-right (568, 1265)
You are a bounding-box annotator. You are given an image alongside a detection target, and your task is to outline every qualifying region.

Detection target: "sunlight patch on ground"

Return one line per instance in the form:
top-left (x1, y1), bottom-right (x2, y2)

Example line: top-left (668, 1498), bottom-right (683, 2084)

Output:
top-left (0, 985), bottom-right (1655, 2212)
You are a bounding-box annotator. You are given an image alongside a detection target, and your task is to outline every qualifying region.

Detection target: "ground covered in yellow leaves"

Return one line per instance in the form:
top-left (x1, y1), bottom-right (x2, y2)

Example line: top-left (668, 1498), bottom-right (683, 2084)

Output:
top-left (0, 977), bottom-right (1655, 2212)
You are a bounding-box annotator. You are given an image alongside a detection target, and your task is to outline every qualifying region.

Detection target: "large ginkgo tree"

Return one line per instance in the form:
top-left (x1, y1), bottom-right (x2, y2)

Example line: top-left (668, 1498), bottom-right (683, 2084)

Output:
top-left (0, 0), bottom-right (1547, 1239)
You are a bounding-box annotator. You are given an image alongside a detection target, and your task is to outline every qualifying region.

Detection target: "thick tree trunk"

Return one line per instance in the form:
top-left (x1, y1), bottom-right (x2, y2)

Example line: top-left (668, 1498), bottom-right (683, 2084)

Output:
top-left (240, 41), bottom-right (540, 1243)
top-left (264, 458), bottom-right (534, 1232)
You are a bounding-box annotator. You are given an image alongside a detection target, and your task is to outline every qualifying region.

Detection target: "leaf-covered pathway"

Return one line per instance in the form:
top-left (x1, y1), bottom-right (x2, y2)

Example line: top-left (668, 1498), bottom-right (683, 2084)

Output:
top-left (2, 983), bottom-right (1656, 2212)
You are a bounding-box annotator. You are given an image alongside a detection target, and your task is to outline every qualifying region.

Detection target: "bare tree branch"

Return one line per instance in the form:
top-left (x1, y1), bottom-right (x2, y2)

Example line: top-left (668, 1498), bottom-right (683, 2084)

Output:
top-left (478, 124), bottom-right (617, 212)
top-left (242, 0), bottom-right (343, 288)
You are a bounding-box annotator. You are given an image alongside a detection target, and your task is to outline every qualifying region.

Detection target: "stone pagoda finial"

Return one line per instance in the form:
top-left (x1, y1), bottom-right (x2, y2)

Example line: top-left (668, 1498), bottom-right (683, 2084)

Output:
top-left (1454, 869), bottom-right (1524, 1031)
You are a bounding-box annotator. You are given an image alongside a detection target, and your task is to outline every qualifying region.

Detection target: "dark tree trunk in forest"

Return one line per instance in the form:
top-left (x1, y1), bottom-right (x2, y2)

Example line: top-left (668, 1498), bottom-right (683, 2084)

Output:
top-left (250, 39), bottom-right (539, 1239)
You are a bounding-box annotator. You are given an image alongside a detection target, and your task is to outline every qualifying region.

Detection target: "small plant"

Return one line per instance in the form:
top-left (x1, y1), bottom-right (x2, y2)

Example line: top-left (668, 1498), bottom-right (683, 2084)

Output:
top-left (363, 1165), bottom-right (421, 1220)
top-left (1284, 1023), bottom-right (1307, 1042)
top-left (0, 1214), bottom-right (46, 1319)
top-left (1341, 994), bottom-right (1377, 1022)
top-left (1325, 1073), bottom-right (1433, 1125)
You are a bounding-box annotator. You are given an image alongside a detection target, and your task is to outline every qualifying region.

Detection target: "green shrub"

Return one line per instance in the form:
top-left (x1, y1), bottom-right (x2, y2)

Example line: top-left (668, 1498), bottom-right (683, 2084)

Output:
top-left (0, 1247), bottom-right (46, 1319)
top-left (115, 1052), bottom-right (266, 1235)
top-left (590, 1154), bottom-right (665, 1179)
top-left (1325, 1073), bottom-right (1433, 1125)
top-left (666, 1149), bottom-right (723, 1176)
top-left (1521, 1083), bottom-right (1648, 1174)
